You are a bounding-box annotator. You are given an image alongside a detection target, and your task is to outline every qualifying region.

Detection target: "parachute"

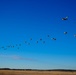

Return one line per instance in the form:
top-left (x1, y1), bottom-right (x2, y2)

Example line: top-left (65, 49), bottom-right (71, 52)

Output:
top-left (51, 38), bottom-right (56, 40)
top-left (64, 32), bottom-right (67, 34)
top-left (62, 16), bottom-right (68, 20)
top-left (74, 34), bottom-right (76, 37)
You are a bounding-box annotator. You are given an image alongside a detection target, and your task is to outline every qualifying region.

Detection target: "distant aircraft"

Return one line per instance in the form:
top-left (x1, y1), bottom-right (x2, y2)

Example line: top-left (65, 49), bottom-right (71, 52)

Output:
top-left (51, 38), bottom-right (56, 40)
top-left (62, 16), bottom-right (68, 20)
top-left (64, 32), bottom-right (67, 34)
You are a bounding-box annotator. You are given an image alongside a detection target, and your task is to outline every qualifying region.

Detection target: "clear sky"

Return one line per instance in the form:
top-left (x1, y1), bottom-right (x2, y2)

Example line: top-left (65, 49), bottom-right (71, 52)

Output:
top-left (0, 0), bottom-right (76, 70)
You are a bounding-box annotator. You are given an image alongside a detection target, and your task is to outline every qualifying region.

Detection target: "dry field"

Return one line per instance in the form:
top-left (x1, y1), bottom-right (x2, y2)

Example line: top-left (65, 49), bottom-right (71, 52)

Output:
top-left (0, 70), bottom-right (76, 75)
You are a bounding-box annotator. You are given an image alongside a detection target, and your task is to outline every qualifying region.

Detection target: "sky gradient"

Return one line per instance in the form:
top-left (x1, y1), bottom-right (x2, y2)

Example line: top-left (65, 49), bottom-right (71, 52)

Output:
top-left (0, 0), bottom-right (76, 69)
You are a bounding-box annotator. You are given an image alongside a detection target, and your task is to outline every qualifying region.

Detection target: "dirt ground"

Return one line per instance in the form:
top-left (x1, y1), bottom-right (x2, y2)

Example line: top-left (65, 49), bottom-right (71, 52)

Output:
top-left (0, 70), bottom-right (76, 75)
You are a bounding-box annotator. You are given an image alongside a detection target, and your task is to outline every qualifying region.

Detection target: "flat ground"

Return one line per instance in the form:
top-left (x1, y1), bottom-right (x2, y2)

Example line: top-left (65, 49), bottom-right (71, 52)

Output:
top-left (0, 70), bottom-right (76, 75)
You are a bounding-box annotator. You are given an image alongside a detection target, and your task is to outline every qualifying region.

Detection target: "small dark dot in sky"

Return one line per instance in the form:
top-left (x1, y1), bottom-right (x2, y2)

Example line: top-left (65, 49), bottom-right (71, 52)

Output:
top-left (36, 41), bottom-right (38, 43)
top-left (17, 47), bottom-right (19, 49)
top-left (7, 45), bottom-right (10, 48)
top-left (2, 46), bottom-right (4, 48)
top-left (28, 43), bottom-right (30, 45)
top-left (24, 41), bottom-right (27, 43)
top-left (30, 38), bottom-right (32, 40)
top-left (74, 34), bottom-right (76, 37)
top-left (16, 44), bottom-right (18, 46)
top-left (12, 46), bottom-right (14, 48)
top-left (19, 44), bottom-right (21, 46)
top-left (47, 35), bottom-right (50, 37)
top-left (40, 38), bottom-right (42, 41)
top-left (43, 41), bottom-right (45, 43)
top-left (4, 48), bottom-right (7, 50)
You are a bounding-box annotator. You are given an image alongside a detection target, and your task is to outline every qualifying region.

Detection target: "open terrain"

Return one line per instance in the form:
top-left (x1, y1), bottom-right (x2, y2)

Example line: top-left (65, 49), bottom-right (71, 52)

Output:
top-left (0, 70), bottom-right (76, 75)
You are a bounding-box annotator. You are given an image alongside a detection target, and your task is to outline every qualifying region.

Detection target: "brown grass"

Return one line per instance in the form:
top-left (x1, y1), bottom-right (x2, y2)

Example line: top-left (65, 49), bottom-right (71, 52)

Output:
top-left (0, 70), bottom-right (76, 75)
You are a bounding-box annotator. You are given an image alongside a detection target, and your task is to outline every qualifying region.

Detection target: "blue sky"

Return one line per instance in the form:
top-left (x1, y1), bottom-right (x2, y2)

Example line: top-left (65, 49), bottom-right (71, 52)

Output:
top-left (0, 0), bottom-right (76, 69)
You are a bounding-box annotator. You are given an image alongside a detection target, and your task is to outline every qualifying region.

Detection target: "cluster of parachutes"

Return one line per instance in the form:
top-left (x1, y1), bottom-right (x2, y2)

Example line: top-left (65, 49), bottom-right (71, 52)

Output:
top-left (0, 16), bottom-right (76, 50)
